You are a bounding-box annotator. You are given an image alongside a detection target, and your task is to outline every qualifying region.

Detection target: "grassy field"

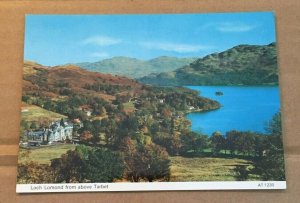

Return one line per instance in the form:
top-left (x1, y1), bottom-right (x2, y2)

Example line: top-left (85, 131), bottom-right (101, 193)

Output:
top-left (18, 143), bottom-right (259, 181)
top-left (21, 103), bottom-right (66, 122)
top-left (18, 144), bottom-right (75, 164)
top-left (170, 156), bottom-right (258, 181)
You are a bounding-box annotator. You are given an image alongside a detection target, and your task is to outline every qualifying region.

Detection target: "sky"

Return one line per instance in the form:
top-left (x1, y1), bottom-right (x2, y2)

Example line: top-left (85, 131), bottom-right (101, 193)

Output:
top-left (24, 12), bottom-right (276, 66)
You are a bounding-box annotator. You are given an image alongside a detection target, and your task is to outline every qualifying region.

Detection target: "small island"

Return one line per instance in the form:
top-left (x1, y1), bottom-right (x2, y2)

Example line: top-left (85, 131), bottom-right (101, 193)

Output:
top-left (215, 91), bottom-right (224, 96)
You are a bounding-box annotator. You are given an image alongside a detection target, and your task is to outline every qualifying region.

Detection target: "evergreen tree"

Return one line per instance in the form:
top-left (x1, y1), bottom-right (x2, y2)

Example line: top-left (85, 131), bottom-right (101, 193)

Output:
top-left (51, 145), bottom-right (124, 183)
top-left (253, 112), bottom-right (285, 180)
top-left (60, 118), bottom-right (65, 127)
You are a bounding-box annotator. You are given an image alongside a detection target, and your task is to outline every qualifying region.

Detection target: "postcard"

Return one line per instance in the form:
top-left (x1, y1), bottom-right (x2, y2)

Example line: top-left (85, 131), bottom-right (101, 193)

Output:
top-left (17, 12), bottom-right (286, 193)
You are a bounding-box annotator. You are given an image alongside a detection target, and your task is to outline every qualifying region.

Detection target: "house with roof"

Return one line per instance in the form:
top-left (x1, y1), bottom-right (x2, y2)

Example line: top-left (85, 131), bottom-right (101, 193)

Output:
top-left (26, 120), bottom-right (73, 145)
top-left (48, 121), bottom-right (73, 142)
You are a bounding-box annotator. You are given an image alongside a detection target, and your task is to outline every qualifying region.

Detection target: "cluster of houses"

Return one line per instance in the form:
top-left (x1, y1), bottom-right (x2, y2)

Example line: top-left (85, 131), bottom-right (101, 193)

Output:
top-left (24, 120), bottom-right (75, 147)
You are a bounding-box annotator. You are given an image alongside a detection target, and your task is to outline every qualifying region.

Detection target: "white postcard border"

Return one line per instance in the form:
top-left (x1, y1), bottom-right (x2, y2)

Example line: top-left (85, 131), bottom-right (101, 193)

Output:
top-left (16, 181), bottom-right (286, 193)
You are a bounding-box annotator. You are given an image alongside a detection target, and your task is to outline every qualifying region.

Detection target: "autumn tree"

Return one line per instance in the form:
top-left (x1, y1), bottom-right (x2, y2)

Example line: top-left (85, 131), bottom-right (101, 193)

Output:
top-left (78, 120), bottom-right (101, 145)
top-left (120, 137), bottom-right (170, 182)
top-left (17, 162), bottom-right (55, 184)
top-left (211, 131), bottom-right (225, 155)
top-left (152, 132), bottom-right (182, 156)
top-left (51, 149), bottom-right (85, 183)
top-left (224, 130), bottom-right (259, 156)
top-left (80, 130), bottom-right (93, 144)
top-left (161, 107), bottom-right (172, 118)
top-left (170, 133), bottom-right (183, 155)
top-left (225, 130), bottom-right (242, 155)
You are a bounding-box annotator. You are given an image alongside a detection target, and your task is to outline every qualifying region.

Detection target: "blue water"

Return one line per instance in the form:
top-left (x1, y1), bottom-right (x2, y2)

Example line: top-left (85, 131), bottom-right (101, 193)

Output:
top-left (185, 86), bottom-right (281, 136)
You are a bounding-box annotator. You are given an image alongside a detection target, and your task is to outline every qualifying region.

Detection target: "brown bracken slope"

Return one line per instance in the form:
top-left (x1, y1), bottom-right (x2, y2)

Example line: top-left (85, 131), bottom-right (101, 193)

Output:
top-left (23, 61), bottom-right (144, 101)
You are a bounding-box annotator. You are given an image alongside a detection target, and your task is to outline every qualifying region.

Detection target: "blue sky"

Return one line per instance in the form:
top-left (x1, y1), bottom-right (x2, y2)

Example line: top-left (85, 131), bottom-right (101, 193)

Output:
top-left (24, 12), bottom-right (276, 66)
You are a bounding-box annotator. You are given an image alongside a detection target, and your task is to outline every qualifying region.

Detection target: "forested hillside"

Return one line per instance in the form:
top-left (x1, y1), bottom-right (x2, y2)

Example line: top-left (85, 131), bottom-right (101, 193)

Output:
top-left (139, 43), bottom-right (278, 86)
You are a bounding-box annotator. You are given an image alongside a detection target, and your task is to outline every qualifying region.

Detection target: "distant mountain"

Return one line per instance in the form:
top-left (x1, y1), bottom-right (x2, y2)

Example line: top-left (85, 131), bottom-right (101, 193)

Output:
top-left (139, 43), bottom-right (279, 86)
top-left (75, 56), bottom-right (196, 78)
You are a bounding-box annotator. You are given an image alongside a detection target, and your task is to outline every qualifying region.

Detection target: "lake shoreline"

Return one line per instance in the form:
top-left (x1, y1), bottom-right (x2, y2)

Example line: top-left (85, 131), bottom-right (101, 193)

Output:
top-left (184, 86), bottom-right (280, 135)
top-left (183, 106), bottom-right (221, 115)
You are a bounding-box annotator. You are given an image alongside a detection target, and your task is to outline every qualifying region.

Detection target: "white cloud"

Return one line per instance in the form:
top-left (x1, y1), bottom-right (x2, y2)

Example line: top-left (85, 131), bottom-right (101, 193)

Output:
top-left (141, 42), bottom-right (213, 53)
top-left (199, 22), bottom-right (257, 33)
top-left (217, 22), bottom-right (256, 32)
top-left (82, 36), bottom-right (121, 46)
top-left (90, 52), bottom-right (109, 58)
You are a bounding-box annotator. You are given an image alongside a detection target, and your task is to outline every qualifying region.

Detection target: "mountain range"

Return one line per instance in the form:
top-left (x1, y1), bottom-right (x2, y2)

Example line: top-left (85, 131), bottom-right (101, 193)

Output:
top-left (27, 43), bottom-right (278, 87)
top-left (75, 56), bottom-right (196, 78)
top-left (138, 43), bottom-right (278, 86)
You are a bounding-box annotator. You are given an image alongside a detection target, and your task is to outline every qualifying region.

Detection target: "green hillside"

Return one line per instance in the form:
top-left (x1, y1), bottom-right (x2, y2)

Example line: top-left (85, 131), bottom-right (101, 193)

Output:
top-left (75, 56), bottom-right (196, 78)
top-left (21, 103), bottom-right (66, 122)
top-left (139, 43), bottom-right (278, 86)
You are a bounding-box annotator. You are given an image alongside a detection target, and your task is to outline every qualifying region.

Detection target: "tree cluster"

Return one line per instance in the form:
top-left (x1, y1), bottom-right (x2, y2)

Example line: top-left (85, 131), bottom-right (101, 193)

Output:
top-left (18, 145), bottom-right (124, 183)
top-left (83, 83), bottom-right (131, 95)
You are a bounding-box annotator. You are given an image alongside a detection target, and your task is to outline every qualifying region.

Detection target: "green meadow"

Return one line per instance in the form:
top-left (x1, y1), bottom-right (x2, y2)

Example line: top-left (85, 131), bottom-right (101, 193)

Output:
top-left (18, 144), bottom-right (75, 164)
top-left (170, 156), bottom-right (259, 181)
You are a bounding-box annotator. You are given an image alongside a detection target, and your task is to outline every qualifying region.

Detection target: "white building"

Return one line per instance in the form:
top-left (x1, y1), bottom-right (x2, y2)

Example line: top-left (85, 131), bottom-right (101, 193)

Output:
top-left (48, 121), bottom-right (73, 142)
top-left (26, 120), bottom-right (73, 144)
